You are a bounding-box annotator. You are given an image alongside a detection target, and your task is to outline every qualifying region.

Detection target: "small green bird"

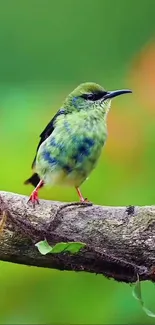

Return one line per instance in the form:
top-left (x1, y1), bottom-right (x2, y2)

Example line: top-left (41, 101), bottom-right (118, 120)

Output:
top-left (25, 82), bottom-right (132, 205)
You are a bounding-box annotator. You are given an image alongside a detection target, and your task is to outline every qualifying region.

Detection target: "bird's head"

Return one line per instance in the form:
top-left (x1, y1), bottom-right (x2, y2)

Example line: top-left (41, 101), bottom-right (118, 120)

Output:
top-left (65, 82), bottom-right (132, 115)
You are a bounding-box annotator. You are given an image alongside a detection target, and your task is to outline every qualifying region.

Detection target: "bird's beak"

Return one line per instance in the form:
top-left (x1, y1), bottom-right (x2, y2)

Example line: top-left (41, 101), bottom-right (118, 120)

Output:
top-left (103, 89), bottom-right (132, 100)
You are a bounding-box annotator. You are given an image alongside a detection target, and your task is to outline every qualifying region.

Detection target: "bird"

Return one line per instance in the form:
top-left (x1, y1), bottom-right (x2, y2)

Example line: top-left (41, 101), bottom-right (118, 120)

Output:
top-left (24, 82), bottom-right (132, 206)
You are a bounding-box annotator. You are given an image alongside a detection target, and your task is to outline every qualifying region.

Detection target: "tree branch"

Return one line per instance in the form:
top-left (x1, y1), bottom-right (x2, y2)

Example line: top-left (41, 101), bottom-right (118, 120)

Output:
top-left (0, 191), bottom-right (155, 283)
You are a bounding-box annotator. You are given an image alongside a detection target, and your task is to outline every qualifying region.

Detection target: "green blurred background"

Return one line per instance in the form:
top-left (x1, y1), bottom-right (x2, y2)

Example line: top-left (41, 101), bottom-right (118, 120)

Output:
top-left (1, 0), bottom-right (155, 323)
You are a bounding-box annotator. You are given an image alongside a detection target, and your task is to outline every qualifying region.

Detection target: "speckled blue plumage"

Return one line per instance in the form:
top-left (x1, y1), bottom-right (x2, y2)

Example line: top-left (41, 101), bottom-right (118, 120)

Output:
top-left (35, 83), bottom-right (108, 187)
top-left (25, 82), bottom-right (132, 204)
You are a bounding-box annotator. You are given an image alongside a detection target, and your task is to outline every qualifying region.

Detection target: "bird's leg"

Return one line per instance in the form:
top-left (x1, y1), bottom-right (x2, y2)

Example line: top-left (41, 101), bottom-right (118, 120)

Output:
top-left (75, 187), bottom-right (89, 203)
top-left (28, 180), bottom-right (44, 207)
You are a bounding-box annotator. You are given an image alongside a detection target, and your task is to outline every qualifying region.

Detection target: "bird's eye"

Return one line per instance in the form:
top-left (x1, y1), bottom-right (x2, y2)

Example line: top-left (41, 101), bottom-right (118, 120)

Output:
top-left (81, 91), bottom-right (107, 101)
top-left (81, 94), bottom-right (95, 100)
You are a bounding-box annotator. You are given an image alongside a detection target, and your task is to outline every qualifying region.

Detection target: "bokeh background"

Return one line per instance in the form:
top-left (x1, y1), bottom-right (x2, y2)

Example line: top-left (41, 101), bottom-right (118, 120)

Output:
top-left (0, 0), bottom-right (155, 323)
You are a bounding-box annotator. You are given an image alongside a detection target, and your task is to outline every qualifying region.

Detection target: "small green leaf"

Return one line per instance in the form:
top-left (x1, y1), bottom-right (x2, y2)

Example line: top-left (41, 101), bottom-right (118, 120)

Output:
top-left (64, 242), bottom-right (86, 253)
top-left (51, 242), bottom-right (86, 254)
top-left (35, 240), bottom-right (86, 255)
top-left (51, 242), bottom-right (70, 253)
top-left (132, 274), bottom-right (142, 301)
top-left (35, 239), bottom-right (53, 255)
top-left (132, 274), bottom-right (155, 318)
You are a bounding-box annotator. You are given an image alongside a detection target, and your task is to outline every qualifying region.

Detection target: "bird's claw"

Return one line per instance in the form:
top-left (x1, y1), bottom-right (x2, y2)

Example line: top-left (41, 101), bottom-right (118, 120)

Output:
top-left (80, 197), bottom-right (90, 203)
top-left (27, 190), bottom-right (39, 208)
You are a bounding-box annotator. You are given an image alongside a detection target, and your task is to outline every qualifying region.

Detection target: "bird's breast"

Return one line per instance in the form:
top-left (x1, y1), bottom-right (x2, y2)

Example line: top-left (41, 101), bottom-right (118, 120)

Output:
top-left (35, 113), bottom-right (107, 187)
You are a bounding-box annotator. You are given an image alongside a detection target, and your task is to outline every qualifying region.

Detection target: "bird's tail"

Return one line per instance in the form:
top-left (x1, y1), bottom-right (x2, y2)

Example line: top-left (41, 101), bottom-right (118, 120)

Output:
top-left (24, 173), bottom-right (41, 187)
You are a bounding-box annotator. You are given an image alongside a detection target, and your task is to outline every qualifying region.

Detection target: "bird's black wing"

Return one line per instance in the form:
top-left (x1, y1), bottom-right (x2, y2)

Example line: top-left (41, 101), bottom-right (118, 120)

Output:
top-left (24, 108), bottom-right (66, 187)
top-left (32, 108), bottom-right (66, 168)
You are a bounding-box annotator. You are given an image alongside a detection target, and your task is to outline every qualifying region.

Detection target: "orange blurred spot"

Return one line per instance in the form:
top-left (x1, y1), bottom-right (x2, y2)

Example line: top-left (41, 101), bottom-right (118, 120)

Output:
top-left (131, 42), bottom-right (155, 113)
top-left (104, 106), bottom-right (143, 169)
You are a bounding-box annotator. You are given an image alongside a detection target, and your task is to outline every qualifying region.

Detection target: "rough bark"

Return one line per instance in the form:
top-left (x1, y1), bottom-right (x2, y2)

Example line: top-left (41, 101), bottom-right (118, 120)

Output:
top-left (0, 191), bottom-right (155, 283)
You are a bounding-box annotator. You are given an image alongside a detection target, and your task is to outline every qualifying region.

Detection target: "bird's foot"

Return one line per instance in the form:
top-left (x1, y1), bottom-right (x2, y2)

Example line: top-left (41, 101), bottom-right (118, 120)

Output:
top-left (27, 180), bottom-right (44, 208)
top-left (80, 197), bottom-right (90, 203)
top-left (75, 187), bottom-right (91, 204)
top-left (28, 189), bottom-right (39, 207)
